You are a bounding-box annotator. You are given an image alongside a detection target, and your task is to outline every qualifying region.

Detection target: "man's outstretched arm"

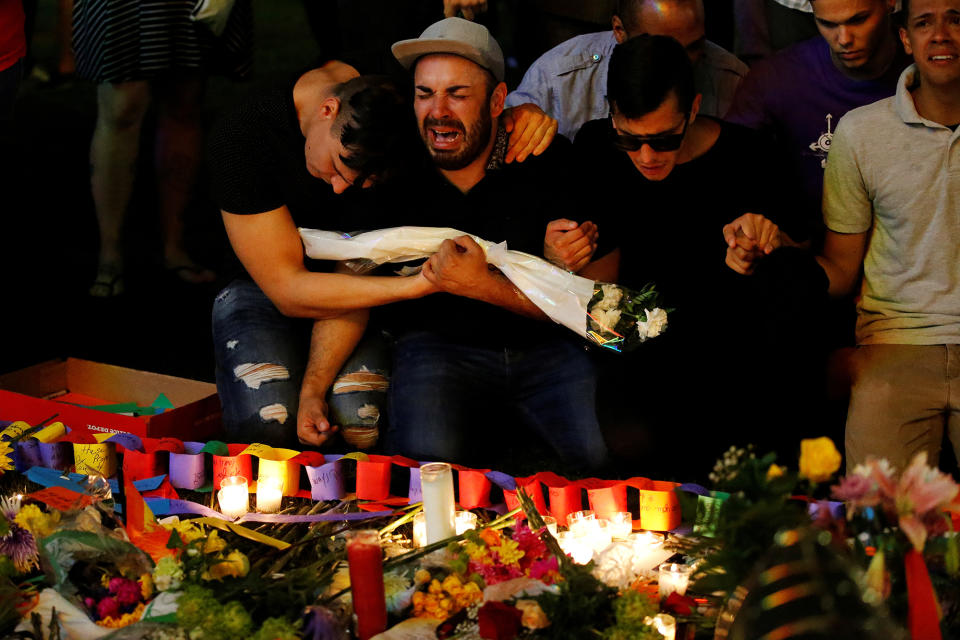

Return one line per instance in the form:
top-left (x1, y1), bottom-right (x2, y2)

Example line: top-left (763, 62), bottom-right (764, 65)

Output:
top-left (223, 207), bottom-right (437, 318)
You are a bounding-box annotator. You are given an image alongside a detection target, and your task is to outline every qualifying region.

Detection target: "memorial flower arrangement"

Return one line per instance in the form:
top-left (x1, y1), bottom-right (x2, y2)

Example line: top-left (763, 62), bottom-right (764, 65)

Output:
top-left (677, 437), bottom-right (960, 638)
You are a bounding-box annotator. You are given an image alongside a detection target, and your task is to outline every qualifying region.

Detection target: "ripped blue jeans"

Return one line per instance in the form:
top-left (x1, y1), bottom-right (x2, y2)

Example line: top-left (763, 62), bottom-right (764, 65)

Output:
top-left (212, 279), bottom-right (390, 449)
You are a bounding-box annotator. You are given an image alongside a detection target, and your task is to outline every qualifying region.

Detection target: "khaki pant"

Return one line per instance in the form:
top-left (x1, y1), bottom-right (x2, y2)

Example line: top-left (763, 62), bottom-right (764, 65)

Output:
top-left (846, 344), bottom-right (960, 472)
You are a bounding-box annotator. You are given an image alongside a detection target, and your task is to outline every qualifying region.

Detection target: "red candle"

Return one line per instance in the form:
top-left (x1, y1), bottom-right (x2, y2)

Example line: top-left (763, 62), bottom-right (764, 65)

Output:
top-left (346, 529), bottom-right (387, 639)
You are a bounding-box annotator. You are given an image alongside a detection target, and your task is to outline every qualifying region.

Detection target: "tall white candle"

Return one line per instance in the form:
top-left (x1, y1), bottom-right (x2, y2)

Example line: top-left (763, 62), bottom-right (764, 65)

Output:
top-left (420, 463), bottom-right (455, 544)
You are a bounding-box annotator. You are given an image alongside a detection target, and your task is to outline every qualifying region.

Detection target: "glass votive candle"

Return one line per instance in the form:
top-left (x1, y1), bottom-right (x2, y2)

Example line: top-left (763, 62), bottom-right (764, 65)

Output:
top-left (256, 476), bottom-right (283, 513)
top-left (658, 562), bottom-right (694, 600)
top-left (566, 510), bottom-right (596, 528)
top-left (218, 476), bottom-right (248, 519)
top-left (607, 511), bottom-right (633, 539)
top-left (650, 613), bottom-right (677, 640)
top-left (556, 531), bottom-right (593, 564)
top-left (455, 510), bottom-right (478, 535)
top-left (541, 516), bottom-right (558, 536)
top-left (412, 512), bottom-right (426, 548)
top-left (586, 519), bottom-right (613, 552)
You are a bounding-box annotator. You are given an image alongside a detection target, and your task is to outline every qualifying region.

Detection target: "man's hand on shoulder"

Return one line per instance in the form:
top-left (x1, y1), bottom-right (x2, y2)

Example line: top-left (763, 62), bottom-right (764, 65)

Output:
top-left (722, 213), bottom-right (782, 275)
top-left (297, 390), bottom-right (339, 447)
top-left (422, 235), bottom-right (495, 300)
top-left (502, 103), bottom-right (557, 163)
top-left (544, 219), bottom-right (598, 273)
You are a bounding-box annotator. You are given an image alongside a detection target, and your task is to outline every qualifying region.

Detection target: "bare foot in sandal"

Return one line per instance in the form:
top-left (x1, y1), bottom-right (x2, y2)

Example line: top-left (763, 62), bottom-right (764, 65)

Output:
top-left (89, 264), bottom-right (125, 297)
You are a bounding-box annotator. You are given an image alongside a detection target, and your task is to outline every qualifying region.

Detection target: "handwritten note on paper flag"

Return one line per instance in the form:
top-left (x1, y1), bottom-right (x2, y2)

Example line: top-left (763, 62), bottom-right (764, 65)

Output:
top-left (537, 472), bottom-right (580, 525)
top-left (504, 476), bottom-right (548, 516)
top-left (305, 457), bottom-right (345, 501)
top-left (0, 420), bottom-right (33, 440)
top-left (258, 456), bottom-right (300, 496)
top-left (212, 443), bottom-right (252, 490)
top-left (104, 431), bottom-right (144, 453)
top-left (638, 480), bottom-right (681, 532)
top-left (169, 442), bottom-right (206, 490)
top-left (27, 485), bottom-right (94, 511)
top-left (16, 438), bottom-right (44, 471)
top-left (74, 433), bottom-right (118, 477)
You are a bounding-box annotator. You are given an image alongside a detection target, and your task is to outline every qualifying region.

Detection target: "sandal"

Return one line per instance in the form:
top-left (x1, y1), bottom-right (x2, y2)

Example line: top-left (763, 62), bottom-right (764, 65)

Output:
top-left (89, 265), bottom-right (125, 298)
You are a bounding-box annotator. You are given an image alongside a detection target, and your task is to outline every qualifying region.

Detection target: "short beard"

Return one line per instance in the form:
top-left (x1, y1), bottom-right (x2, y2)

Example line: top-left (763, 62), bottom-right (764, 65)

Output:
top-left (422, 114), bottom-right (493, 170)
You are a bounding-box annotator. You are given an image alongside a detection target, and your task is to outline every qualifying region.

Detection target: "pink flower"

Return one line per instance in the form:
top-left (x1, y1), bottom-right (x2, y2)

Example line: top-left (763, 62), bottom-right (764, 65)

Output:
top-left (856, 458), bottom-right (898, 500)
top-left (97, 597), bottom-right (120, 621)
top-left (116, 581), bottom-right (142, 607)
top-left (895, 452), bottom-right (959, 516)
top-left (528, 556), bottom-right (559, 583)
top-left (831, 474), bottom-right (880, 508)
top-left (108, 577), bottom-right (126, 594)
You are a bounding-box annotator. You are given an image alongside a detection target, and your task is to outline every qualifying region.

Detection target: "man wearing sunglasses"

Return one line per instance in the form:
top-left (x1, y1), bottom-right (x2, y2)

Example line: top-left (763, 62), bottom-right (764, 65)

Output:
top-left (564, 35), bottom-right (813, 477)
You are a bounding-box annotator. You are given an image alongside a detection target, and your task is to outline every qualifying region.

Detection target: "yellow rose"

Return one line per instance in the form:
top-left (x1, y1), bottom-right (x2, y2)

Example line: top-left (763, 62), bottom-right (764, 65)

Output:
top-left (516, 600), bottom-right (550, 629)
top-left (766, 464), bottom-right (786, 481)
top-left (202, 530), bottom-right (227, 554)
top-left (799, 437), bottom-right (842, 483)
top-left (203, 550), bottom-right (249, 581)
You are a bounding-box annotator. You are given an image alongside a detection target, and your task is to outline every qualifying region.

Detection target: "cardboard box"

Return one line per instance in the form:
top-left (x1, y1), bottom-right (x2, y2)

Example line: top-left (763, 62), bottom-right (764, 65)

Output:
top-left (0, 358), bottom-right (222, 441)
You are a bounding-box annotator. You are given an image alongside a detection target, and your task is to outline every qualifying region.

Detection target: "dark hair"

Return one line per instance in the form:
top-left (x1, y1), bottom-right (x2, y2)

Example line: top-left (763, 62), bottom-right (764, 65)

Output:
top-left (607, 34), bottom-right (695, 119)
top-left (613, 0), bottom-right (642, 31)
top-left (333, 76), bottom-right (418, 184)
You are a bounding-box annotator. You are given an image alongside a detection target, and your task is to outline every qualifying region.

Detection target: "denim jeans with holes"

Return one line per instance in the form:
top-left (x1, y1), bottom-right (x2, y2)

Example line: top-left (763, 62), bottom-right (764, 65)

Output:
top-left (212, 279), bottom-right (390, 449)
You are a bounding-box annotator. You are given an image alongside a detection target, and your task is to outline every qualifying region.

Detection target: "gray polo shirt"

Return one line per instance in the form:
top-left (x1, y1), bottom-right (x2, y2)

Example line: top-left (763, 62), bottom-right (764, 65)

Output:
top-left (824, 64), bottom-right (960, 345)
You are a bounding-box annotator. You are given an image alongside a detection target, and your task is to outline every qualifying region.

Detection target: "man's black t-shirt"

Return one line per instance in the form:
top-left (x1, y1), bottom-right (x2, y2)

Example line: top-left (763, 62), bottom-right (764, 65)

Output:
top-left (375, 132), bottom-right (585, 349)
top-left (574, 117), bottom-right (806, 349)
top-left (208, 76), bottom-right (384, 274)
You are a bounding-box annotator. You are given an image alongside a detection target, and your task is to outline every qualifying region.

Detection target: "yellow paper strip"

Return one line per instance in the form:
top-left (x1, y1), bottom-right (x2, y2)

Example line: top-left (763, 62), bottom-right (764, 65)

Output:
top-left (239, 443), bottom-right (299, 462)
top-left (258, 458), bottom-right (300, 497)
top-left (195, 517), bottom-right (291, 550)
top-left (0, 420), bottom-right (33, 440)
top-left (33, 422), bottom-right (67, 443)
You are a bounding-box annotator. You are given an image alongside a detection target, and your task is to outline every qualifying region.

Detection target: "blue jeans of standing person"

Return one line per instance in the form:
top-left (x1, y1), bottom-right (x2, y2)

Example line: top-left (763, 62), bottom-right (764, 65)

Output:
top-left (212, 279), bottom-right (390, 449)
top-left (387, 331), bottom-right (609, 472)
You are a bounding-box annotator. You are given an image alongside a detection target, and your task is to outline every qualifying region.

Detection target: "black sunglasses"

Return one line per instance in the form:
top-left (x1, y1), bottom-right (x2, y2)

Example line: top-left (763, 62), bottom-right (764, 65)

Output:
top-left (611, 114), bottom-right (690, 152)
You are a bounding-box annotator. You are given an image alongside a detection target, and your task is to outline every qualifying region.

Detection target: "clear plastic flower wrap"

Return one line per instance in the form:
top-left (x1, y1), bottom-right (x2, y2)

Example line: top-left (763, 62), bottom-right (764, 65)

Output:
top-left (299, 226), bottom-right (668, 352)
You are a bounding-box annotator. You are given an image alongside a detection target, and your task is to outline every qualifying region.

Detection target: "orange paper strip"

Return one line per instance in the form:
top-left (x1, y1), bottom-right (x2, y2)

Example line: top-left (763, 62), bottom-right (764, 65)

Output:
top-left (27, 486), bottom-right (93, 511)
top-left (583, 480), bottom-right (628, 519)
top-left (458, 469), bottom-right (493, 509)
top-left (212, 443), bottom-right (253, 490)
top-left (122, 450), bottom-right (164, 482)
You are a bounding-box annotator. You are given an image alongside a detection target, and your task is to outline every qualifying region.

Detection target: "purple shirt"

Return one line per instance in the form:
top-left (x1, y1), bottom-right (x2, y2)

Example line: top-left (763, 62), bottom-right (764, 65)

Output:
top-left (725, 36), bottom-right (908, 239)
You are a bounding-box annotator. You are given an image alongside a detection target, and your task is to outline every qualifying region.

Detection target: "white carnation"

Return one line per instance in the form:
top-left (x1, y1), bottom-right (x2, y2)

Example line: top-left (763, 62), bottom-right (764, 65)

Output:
top-left (590, 308), bottom-right (621, 332)
top-left (596, 284), bottom-right (623, 310)
top-left (636, 307), bottom-right (668, 341)
top-left (592, 542), bottom-right (639, 590)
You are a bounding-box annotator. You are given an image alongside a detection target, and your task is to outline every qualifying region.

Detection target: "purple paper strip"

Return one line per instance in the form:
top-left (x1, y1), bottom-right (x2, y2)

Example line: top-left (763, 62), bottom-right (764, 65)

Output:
top-left (236, 510), bottom-right (394, 524)
top-left (408, 467), bottom-right (422, 503)
top-left (145, 498), bottom-right (229, 519)
top-left (808, 500), bottom-right (845, 520)
top-left (679, 483), bottom-right (710, 496)
top-left (305, 460), bottom-right (344, 501)
top-left (485, 471), bottom-right (516, 492)
top-left (169, 441), bottom-right (206, 490)
top-left (105, 432), bottom-right (144, 452)
top-left (16, 439), bottom-right (43, 471)
top-left (39, 441), bottom-right (71, 471)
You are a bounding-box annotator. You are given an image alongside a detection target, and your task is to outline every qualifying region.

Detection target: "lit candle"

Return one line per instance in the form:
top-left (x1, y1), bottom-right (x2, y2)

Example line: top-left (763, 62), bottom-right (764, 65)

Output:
top-left (658, 562), bottom-right (694, 600)
top-left (412, 512), bottom-right (426, 548)
top-left (345, 529), bottom-right (387, 640)
top-left (566, 510), bottom-right (595, 528)
top-left (455, 510), bottom-right (478, 535)
top-left (256, 476), bottom-right (283, 513)
top-left (541, 516), bottom-right (558, 536)
top-left (649, 613), bottom-right (677, 640)
top-left (218, 476), bottom-right (248, 519)
top-left (608, 511), bottom-right (633, 540)
top-left (556, 531), bottom-right (593, 564)
top-left (419, 463), bottom-right (455, 544)
top-left (586, 519), bottom-right (612, 552)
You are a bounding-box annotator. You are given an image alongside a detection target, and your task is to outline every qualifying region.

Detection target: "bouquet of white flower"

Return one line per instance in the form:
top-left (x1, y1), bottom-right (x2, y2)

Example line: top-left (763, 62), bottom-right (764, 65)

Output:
top-left (299, 226), bottom-right (667, 352)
